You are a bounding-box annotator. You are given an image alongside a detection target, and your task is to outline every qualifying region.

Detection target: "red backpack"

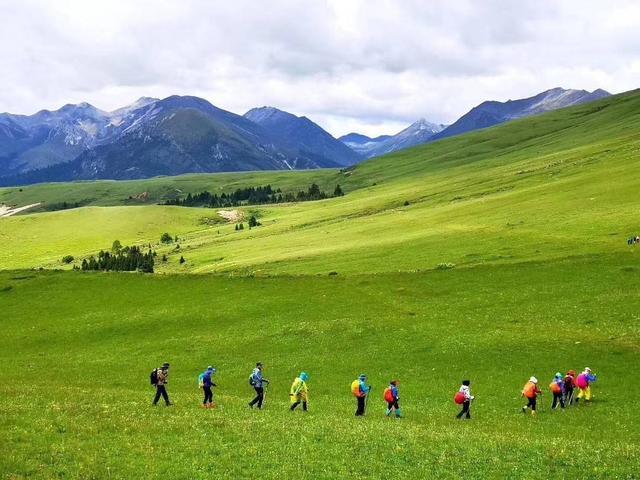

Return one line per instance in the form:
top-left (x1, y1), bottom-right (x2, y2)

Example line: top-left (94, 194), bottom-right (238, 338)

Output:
top-left (454, 391), bottom-right (466, 404)
top-left (384, 387), bottom-right (395, 403)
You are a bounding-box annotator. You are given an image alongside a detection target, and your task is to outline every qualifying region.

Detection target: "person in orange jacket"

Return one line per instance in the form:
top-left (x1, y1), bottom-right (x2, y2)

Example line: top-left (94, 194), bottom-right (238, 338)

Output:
top-left (522, 376), bottom-right (542, 415)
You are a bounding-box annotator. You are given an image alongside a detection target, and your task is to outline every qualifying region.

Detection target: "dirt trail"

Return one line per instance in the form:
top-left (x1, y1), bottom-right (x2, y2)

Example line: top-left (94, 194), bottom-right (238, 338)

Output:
top-left (217, 209), bottom-right (243, 222)
top-left (0, 203), bottom-right (41, 218)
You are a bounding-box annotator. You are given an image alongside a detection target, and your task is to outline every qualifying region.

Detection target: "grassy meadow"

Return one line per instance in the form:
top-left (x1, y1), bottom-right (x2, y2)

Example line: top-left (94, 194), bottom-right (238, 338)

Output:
top-left (1, 257), bottom-right (639, 479)
top-left (1, 90), bottom-right (640, 478)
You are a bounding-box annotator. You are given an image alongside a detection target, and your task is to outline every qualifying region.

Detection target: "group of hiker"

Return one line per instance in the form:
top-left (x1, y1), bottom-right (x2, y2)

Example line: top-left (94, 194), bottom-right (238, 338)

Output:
top-left (149, 362), bottom-right (597, 418)
top-left (521, 367), bottom-right (597, 415)
top-left (628, 235), bottom-right (640, 245)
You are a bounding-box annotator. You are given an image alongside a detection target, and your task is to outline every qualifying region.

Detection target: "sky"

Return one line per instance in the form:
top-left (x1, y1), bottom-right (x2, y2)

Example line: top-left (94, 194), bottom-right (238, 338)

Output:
top-left (1, 0), bottom-right (639, 137)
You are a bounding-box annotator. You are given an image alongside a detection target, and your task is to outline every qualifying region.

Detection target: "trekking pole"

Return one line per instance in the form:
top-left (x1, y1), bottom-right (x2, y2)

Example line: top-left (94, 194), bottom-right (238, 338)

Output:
top-left (262, 383), bottom-right (268, 409)
top-left (365, 386), bottom-right (372, 414)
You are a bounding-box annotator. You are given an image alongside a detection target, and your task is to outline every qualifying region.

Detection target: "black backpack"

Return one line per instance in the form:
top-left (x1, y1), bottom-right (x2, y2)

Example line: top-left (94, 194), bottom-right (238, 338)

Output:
top-left (248, 374), bottom-right (255, 386)
top-left (150, 368), bottom-right (158, 385)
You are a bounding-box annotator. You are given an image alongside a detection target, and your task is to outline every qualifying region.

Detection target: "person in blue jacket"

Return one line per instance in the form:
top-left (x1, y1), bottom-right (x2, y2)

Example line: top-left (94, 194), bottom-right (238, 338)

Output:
top-left (248, 362), bottom-right (269, 409)
top-left (385, 380), bottom-right (402, 418)
top-left (199, 366), bottom-right (217, 408)
top-left (351, 374), bottom-right (371, 416)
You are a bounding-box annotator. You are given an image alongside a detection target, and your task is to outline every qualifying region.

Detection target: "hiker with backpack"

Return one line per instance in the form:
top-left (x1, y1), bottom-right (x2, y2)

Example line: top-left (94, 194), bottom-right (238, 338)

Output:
top-left (575, 367), bottom-right (597, 404)
top-left (454, 380), bottom-right (474, 419)
top-left (248, 362), bottom-right (269, 409)
top-left (384, 380), bottom-right (402, 418)
top-left (198, 366), bottom-right (217, 408)
top-left (549, 372), bottom-right (565, 410)
top-left (563, 370), bottom-right (576, 406)
top-left (521, 376), bottom-right (541, 415)
top-left (289, 372), bottom-right (309, 412)
top-left (151, 362), bottom-right (172, 406)
top-left (351, 374), bottom-right (371, 416)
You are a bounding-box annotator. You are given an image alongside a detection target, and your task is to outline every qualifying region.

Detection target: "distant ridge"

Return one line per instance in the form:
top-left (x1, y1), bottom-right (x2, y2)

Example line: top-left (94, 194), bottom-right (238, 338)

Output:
top-left (430, 88), bottom-right (611, 142)
top-left (340, 87), bottom-right (611, 158)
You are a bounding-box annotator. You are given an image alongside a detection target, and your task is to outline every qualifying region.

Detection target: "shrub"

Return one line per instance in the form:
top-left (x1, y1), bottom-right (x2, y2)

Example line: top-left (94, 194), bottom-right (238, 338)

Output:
top-left (404, 200), bottom-right (410, 206)
top-left (179, 256), bottom-right (186, 264)
top-left (436, 263), bottom-right (456, 270)
top-left (112, 240), bottom-right (122, 253)
top-left (62, 255), bottom-right (74, 264)
top-left (160, 233), bottom-right (173, 244)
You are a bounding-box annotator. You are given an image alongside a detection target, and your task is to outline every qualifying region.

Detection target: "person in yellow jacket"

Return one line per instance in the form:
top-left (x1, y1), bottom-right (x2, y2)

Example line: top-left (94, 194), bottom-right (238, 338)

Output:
top-left (289, 372), bottom-right (309, 412)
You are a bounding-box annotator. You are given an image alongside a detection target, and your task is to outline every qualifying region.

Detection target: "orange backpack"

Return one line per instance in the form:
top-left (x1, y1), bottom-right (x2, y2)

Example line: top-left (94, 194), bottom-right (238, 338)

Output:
top-left (549, 381), bottom-right (561, 394)
top-left (523, 382), bottom-right (537, 398)
top-left (384, 387), bottom-right (394, 403)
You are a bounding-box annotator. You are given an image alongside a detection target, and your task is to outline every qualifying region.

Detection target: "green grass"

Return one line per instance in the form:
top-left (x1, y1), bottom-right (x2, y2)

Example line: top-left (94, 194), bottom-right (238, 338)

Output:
top-left (2, 90), bottom-right (640, 478)
top-left (1, 256), bottom-right (639, 479)
top-left (0, 169), bottom-right (344, 211)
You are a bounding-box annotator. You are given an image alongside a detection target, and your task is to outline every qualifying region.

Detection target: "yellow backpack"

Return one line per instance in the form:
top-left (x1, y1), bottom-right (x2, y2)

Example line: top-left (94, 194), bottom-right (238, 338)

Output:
top-left (351, 379), bottom-right (363, 397)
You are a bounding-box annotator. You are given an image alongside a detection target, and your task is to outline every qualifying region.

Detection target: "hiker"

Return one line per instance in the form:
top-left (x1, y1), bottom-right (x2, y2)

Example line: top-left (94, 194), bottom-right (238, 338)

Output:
top-left (454, 380), bottom-right (474, 419)
top-left (248, 362), bottom-right (269, 409)
top-left (575, 367), bottom-right (597, 404)
top-left (384, 380), bottom-right (401, 418)
top-left (563, 370), bottom-right (576, 406)
top-left (521, 376), bottom-right (541, 415)
top-left (152, 362), bottom-right (172, 406)
top-left (198, 366), bottom-right (217, 408)
top-left (550, 372), bottom-right (565, 410)
top-left (351, 374), bottom-right (371, 416)
top-left (289, 372), bottom-right (309, 412)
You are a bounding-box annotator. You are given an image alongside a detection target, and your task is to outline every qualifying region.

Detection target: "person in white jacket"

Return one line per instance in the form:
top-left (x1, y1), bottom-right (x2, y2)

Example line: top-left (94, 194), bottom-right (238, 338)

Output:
top-left (456, 380), bottom-right (475, 419)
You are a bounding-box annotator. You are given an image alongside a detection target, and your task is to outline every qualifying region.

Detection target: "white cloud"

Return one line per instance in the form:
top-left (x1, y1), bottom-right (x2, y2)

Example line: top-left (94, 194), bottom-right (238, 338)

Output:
top-left (0, 0), bottom-right (638, 137)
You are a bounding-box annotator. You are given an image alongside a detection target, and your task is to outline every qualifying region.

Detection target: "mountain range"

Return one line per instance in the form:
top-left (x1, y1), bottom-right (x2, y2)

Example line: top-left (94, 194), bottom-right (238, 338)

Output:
top-left (339, 119), bottom-right (446, 159)
top-left (0, 87), bottom-right (611, 185)
top-left (429, 87), bottom-right (610, 142)
top-left (0, 97), bottom-right (355, 184)
top-left (339, 88), bottom-right (610, 158)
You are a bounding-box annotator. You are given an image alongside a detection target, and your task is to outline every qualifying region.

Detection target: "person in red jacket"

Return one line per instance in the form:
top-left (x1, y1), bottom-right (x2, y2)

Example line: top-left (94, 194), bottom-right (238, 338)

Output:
top-left (521, 376), bottom-right (542, 415)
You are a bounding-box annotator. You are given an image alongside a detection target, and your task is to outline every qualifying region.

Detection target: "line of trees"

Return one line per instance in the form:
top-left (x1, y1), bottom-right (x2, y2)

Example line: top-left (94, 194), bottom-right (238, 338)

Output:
top-left (81, 246), bottom-right (155, 273)
top-left (164, 184), bottom-right (344, 208)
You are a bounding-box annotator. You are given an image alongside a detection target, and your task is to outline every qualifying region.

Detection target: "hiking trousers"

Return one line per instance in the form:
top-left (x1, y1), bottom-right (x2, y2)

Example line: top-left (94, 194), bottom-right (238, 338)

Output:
top-left (456, 400), bottom-right (471, 419)
top-left (551, 392), bottom-right (565, 409)
top-left (577, 386), bottom-right (592, 401)
top-left (564, 387), bottom-right (574, 406)
top-left (250, 387), bottom-right (264, 408)
top-left (153, 385), bottom-right (170, 405)
top-left (203, 386), bottom-right (213, 404)
top-left (524, 396), bottom-right (537, 411)
top-left (355, 396), bottom-right (366, 416)
top-left (290, 401), bottom-right (308, 411)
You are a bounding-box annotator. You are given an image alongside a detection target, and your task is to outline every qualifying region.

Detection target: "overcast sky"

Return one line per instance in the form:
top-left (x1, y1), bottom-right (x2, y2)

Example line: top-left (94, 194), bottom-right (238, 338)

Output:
top-left (1, 0), bottom-right (639, 137)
